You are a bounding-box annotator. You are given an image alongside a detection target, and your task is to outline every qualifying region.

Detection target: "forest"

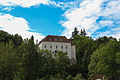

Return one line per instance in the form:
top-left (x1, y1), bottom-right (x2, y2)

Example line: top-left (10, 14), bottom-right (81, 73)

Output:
top-left (0, 28), bottom-right (120, 80)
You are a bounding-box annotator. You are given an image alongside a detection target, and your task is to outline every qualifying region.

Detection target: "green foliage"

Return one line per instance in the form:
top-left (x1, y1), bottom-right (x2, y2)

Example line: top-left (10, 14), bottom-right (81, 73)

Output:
top-left (66, 75), bottom-right (73, 80)
top-left (12, 34), bottom-right (23, 46)
top-left (80, 29), bottom-right (87, 37)
top-left (0, 30), bottom-right (12, 43)
top-left (0, 30), bottom-right (120, 80)
top-left (0, 41), bottom-right (19, 80)
top-left (0, 30), bottom-right (23, 46)
top-left (88, 40), bottom-right (120, 79)
top-left (115, 52), bottom-right (120, 77)
top-left (72, 35), bottom-right (95, 78)
top-left (72, 27), bottom-right (79, 38)
top-left (95, 36), bottom-right (116, 48)
top-left (74, 73), bottom-right (85, 80)
top-left (67, 64), bottom-right (82, 77)
top-left (55, 51), bottom-right (70, 76)
top-left (22, 36), bottom-right (40, 80)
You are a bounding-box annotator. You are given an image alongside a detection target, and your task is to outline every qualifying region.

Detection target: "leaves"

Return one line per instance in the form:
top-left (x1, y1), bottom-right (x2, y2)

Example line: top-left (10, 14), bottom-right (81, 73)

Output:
top-left (89, 40), bottom-right (120, 79)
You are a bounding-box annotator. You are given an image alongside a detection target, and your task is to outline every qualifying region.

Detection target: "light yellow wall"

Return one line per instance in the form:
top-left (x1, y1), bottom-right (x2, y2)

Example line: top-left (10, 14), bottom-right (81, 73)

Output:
top-left (96, 79), bottom-right (101, 80)
top-left (71, 45), bottom-right (76, 59)
top-left (39, 41), bottom-right (76, 59)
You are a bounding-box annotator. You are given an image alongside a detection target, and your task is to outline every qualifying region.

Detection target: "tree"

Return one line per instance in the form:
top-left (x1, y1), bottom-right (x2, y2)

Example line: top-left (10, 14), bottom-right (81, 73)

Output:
top-left (72, 27), bottom-right (79, 39)
top-left (88, 40), bottom-right (120, 79)
top-left (95, 36), bottom-right (116, 48)
top-left (72, 35), bottom-right (95, 78)
top-left (0, 30), bottom-right (13, 43)
top-left (74, 73), bottom-right (85, 80)
top-left (55, 51), bottom-right (70, 78)
top-left (23, 36), bottom-right (40, 80)
top-left (66, 75), bottom-right (73, 80)
top-left (115, 52), bottom-right (120, 77)
top-left (39, 50), bottom-right (56, 79)
top-left (12, 34), bottom-right (23, 47)
top-left (80, 29), bottom-right (87, 37)
top-left (67, 64), bottom-right (82, 77)
top-left (0, 41), bottom-right (19, 80)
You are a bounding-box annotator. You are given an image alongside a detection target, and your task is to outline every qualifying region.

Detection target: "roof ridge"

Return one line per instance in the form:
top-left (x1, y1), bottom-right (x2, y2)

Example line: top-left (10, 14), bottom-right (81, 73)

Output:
top-left (47, 35), bottom-right (66, 37)
top-left (39, 35), bottom-right (75, 46)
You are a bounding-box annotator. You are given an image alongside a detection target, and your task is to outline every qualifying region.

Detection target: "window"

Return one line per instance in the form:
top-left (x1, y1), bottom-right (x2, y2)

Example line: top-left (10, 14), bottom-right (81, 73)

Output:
top-left (55, 50), bottom-right (58, 53)
top-left (61, 46), bottom-right (63, 49)
top-left (56, 46), bottom-right (58, 49)
top-left (49, 37), bottom-right (52, 40)
top-left (50, 45), bottom-right (52, 48)
top-left (45, 45), bottom-right (46, 48)
top-left (66, 46), bottom-right (67, 49)
top-left (55, 38), bottom-right (58, 41)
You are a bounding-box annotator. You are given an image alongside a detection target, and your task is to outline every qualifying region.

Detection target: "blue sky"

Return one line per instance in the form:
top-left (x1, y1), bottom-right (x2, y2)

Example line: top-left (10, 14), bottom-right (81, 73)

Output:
top-left (0, 0), bottom-right (120, 40)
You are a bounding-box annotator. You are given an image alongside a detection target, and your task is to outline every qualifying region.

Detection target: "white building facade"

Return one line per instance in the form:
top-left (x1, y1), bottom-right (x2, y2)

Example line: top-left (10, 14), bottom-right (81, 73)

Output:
top-left (39, 35), bottom-right (76, 59)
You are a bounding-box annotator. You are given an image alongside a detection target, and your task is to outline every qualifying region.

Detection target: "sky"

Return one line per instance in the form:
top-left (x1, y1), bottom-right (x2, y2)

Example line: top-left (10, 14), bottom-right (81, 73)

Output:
top-left (0, 0), bottom-right (120, 41)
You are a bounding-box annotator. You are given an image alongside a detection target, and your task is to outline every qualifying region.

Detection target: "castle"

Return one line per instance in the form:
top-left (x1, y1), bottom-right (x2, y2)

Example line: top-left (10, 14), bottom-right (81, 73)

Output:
top-left (39, 35), bottom-right (76, 59)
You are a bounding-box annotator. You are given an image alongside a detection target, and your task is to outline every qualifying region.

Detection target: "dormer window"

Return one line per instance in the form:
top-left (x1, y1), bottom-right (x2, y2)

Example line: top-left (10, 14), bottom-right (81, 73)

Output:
top-left (55, 38), bottom-right (58, 41)
top-left (49, 37), bottom-right (52, 40)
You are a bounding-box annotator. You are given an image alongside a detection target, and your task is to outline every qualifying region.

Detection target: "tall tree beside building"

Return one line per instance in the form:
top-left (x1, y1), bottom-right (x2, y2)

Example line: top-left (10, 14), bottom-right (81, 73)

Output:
top-left (72, 35), bottom-right (95, 78)
top-left (80, 29), bottom-right (87, 37)
top-left (72, 27), bottom-right (79, 39)
top-left (23, 36), bottom-right (40, 80)
top-left (55, 51), bottom-right (70, 78)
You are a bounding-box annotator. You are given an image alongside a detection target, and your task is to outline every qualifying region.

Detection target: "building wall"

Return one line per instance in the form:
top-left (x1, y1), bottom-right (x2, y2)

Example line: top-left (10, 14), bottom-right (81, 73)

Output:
top-left (96, 79), bottom-right (101, 80)
top-left (71, 45), bottom-right (76, 59)
top-left (39, 42), bottom-right (76, 59)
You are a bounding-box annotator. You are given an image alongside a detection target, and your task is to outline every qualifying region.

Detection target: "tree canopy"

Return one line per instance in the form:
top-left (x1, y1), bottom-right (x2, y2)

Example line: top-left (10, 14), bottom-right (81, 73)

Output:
top-left (0, 29), bottom-right (120, 80)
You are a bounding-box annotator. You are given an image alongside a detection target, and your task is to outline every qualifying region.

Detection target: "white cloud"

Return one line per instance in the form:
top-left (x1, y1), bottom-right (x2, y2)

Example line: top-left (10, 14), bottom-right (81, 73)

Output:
top-left (110, 33), bottom-right (120, 40)
top-left (97, 31), bottom-right (111, 37)
top-left (1, 7), bottom-right (13, 11)
top-left (60, 0), bottom-right (103, 37)
top-left (60, 0), bottom-right (120, 39)
top-left (56, 1), bottom-right (81, 10)
top-left (0, 0), bottom-right (54, 8)
top-left (99, 20), bottom-right (114, 26)
top-left (0, 13), bottom-right (44, 41)
top-left (101, 0), bottom-right (120, 19)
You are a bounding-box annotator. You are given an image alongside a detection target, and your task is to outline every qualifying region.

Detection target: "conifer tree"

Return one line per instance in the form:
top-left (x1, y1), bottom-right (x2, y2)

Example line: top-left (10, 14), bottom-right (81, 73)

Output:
top-left (80, 29), bottom-right (87, 37)
top-left (23, 36), bottom-right (39, 80)
top-left (72, 27), bottom-right (79, 38)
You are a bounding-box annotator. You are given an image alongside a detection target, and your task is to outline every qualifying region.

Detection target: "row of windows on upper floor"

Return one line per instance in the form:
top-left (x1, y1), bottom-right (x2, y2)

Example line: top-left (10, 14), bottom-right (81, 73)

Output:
top-left (44, 45), bottom-right (67, 49)
top-left (49, 37), bottom-right (63, 41)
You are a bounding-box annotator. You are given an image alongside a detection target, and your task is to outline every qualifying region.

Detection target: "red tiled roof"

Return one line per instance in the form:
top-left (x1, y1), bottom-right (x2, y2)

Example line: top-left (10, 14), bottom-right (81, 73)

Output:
top-left (40, 35), bottom-right (75, 45)
top-left (94, 75), bottom-right (104, 79)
